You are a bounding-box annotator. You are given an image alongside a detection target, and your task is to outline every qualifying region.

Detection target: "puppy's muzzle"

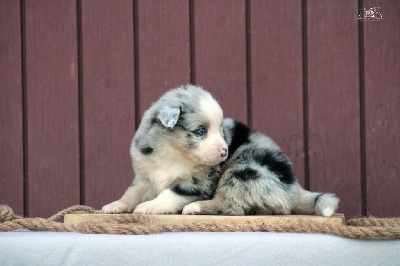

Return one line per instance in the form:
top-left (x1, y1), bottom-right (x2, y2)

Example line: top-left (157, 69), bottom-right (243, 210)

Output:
top-left (220, 148), bottom-right (228, 158)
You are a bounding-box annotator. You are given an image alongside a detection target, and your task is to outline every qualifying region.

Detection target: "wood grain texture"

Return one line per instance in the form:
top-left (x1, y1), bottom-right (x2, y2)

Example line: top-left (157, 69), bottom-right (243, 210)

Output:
top-left (250, 0), bottom-right (305, 185)
top-left (137, 0), bottom-right (191, 117)
top-left (363, 0), bottom-right (400, 216)
top-left (64, 212), bottom-right (345, 226)
top-left (193, 0), bottom-right (247, 123)
top-left (0, 0), bottom-right (24, 215)
top-left (81, 0), bottom-right (135, 209)
top-left (25, 0), bottom-right (80, 217)
top-left (306, 0), bottom-right (361, 218)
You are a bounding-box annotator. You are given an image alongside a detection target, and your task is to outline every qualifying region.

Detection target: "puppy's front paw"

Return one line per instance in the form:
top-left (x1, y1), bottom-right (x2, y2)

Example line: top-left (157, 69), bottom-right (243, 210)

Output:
top-left (102, 201), bottom-right (130, 214)
top-left (134, 201), bottom-right (177, 214)
top-left (133, 201), bottom-right (156, 214)
top-left (182, 202), bottom-right (202, 215)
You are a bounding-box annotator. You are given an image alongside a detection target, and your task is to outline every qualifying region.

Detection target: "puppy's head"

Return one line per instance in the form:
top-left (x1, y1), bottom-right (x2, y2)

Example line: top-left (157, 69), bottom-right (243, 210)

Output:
top-left (156, 85), bottom-right (228, 166)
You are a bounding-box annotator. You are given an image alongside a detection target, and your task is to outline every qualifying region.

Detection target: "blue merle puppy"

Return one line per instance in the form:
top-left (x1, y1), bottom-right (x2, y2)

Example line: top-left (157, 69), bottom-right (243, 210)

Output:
top-left (102, 85), bottom-right (339, 216)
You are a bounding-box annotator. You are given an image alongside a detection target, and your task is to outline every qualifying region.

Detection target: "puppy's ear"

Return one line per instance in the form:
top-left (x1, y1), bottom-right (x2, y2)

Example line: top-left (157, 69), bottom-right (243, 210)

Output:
top-left (157, 106), bottom-right (182, 129)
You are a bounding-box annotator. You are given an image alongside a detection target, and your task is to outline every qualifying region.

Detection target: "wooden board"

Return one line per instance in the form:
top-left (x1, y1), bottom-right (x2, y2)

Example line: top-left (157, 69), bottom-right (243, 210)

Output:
top-left (25, 0), bottom-right (80, 217)
top-left (0, 0), bottom-right (24, 216)
top-left (306, 0), bottom-right (361, 218)
top-left (250, 0), bottom-right (305, 186)
top-left (65, 212), bottom-right (345, 226)
top-left (363, 0), bottom-right (400, 217)
top-left (81, 0), bottom-right (136, 210)
top-left (137, 0), bottom-right (191, 118)
top-left (193, 0), bottom-right (248, 123)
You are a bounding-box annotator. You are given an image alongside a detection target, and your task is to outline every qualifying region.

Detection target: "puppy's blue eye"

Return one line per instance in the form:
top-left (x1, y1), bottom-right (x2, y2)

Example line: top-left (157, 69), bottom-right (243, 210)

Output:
top-left (195, 127), bottom-right (207, 136)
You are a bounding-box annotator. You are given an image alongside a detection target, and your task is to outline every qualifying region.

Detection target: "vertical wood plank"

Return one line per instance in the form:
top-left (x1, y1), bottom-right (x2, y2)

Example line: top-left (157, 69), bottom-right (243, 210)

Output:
top-left (250, 0), bottom-right (305, 185)
top-left (364, 0), bottom-right (400, 216)
top-left (138, 0), bottom-right (191, 116)
top-left (82, 0), bottom-right (135, 209)
top-left (194, 0), bottom-right (247, 122)
top-left (0, 0), bottom-right (24, 215)
top-left (25, 0), bottom-right (79, 217)
top-left (307, 0), bottom-right (361, 218)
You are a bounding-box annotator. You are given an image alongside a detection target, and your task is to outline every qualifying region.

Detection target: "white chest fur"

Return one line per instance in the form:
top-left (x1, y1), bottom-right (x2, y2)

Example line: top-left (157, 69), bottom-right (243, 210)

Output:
top-left (149, 158), bottom-right (194, 192)
top-left (131, 147), bottom-right (196, 193)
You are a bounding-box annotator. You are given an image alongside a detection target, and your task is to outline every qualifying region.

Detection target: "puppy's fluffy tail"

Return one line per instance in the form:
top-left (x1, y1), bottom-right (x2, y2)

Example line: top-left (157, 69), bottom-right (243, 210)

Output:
top-left (291, 185), bottom-right (340, 217)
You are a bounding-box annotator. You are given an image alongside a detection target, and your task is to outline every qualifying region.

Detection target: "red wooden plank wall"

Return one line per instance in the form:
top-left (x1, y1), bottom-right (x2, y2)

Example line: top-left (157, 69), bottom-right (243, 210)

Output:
top-left (194, 0), bottom-right (248, 123)
top-left (0, 0), bottom-right (24, 215)
top-left (137, 0), bottom-right (191, 117)
top-left (0, 0), bottom-right (399, 219)
top-left (250, 0), bottom-right (305, 186)
top-left (81, 0), bottom-right (136, 209)
top-left (364, 0), bottom-right (400, 217)
top-left (25, 0), bottom-right (80, 217)
top-left (307, 0), bottom-right (362, 218)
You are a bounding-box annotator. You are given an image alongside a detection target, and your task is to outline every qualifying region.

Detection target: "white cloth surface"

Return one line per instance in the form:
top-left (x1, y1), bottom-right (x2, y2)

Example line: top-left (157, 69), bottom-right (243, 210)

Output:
top-left (0, 230), bottom-right (399, 266)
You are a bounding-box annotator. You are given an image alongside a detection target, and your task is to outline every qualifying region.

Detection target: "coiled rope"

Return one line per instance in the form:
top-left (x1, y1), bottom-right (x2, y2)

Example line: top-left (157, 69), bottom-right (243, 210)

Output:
top-left (1, 204), bottom-right (400, 240)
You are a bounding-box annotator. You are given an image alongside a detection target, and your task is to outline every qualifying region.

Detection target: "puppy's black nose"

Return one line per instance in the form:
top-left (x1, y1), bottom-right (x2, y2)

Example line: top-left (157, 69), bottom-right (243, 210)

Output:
top-left (220, 148), bottom-right (228, 157)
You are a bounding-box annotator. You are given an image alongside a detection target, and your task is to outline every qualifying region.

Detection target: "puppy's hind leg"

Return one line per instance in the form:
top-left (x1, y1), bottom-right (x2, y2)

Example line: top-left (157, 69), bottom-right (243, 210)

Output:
top-left (182, 195), bottom-right (244, 215)
top-left (290, 183), bottom-right (339, 217)
top-left (182, 197), bottom-right (225, 215)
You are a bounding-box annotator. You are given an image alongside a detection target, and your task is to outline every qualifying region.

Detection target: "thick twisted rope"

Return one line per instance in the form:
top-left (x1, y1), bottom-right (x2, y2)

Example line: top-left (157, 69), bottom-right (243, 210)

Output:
top-left (0, 204), bottom-right (23, 222)
top-left (1, 204), bottom-right (400, 240)
top-left (347, 217), bottom-right (400, 227)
